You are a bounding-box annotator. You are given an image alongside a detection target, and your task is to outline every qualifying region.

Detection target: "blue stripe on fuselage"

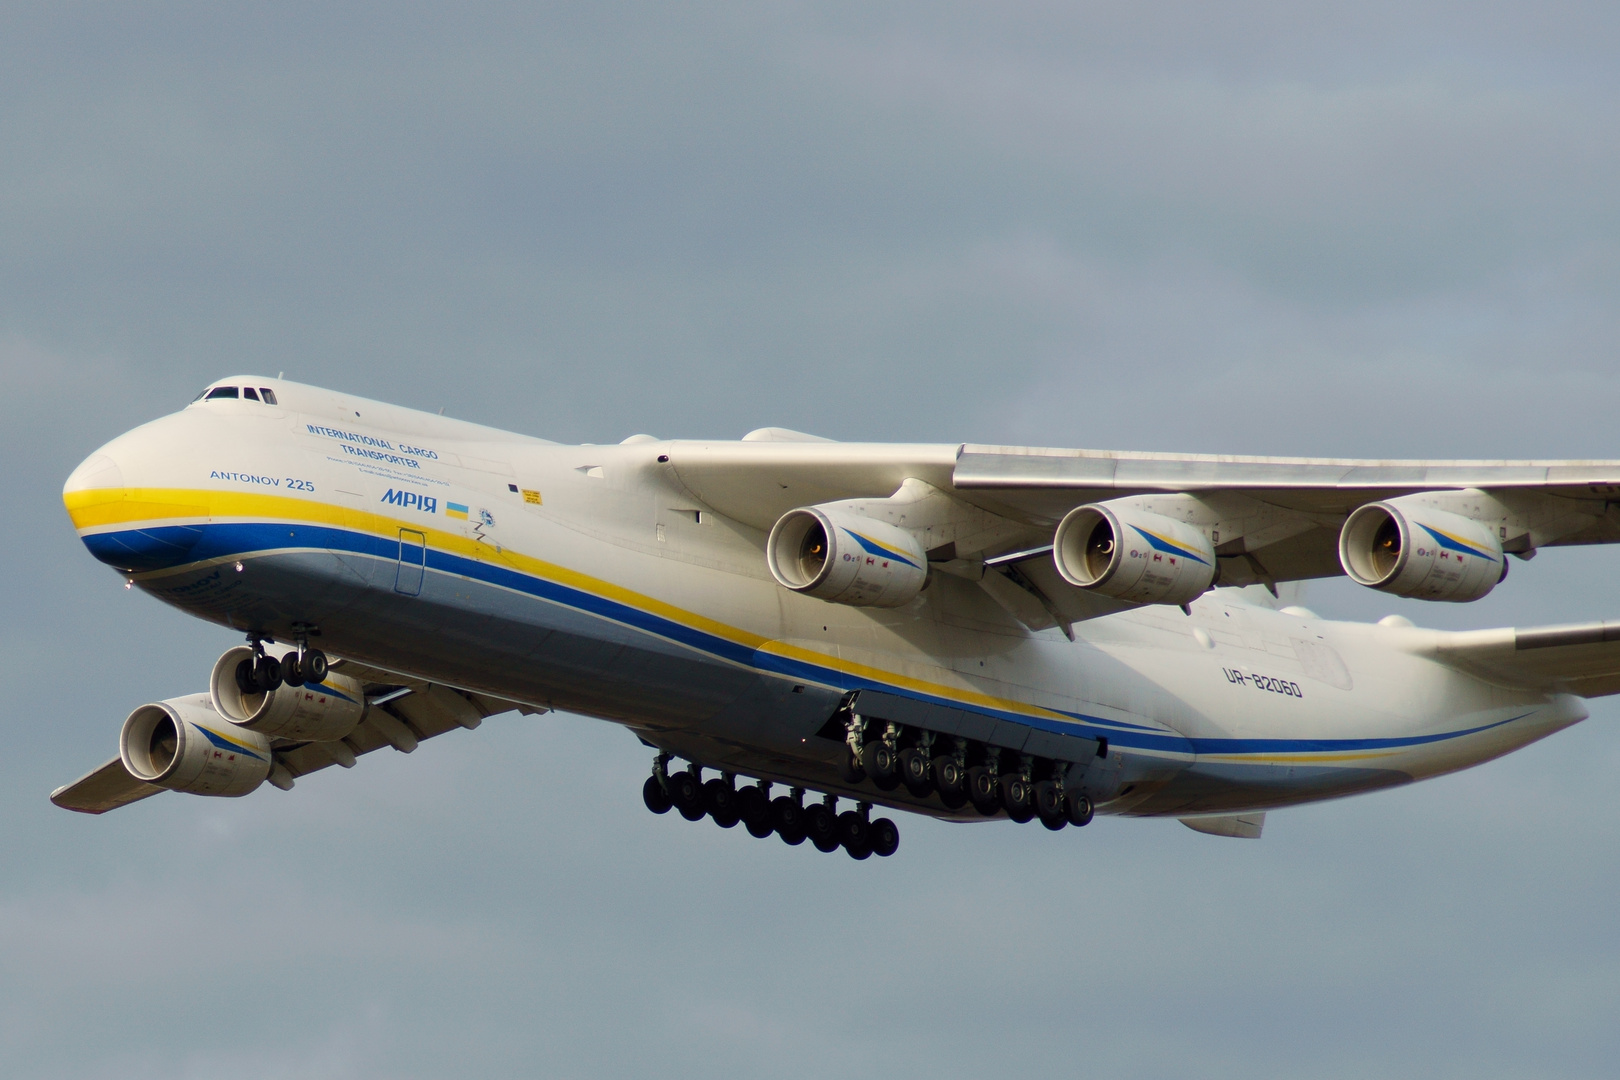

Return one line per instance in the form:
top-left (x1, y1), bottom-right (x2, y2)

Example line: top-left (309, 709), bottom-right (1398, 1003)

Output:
top-left (88, 520), bottom-right (1531, 762)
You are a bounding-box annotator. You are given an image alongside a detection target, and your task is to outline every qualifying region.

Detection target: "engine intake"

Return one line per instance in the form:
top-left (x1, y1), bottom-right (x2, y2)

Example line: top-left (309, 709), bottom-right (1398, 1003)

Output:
top-left (767, 506), bottom-right (929, 608)
top-left (210, 646), bottom-right (367, 741)
top-left (120, 695), bottom-right (272, 797)
top-left (1339, 498), bottom-right (1505, 602)
top-left (1053, 501), bottom-right (1217, 606)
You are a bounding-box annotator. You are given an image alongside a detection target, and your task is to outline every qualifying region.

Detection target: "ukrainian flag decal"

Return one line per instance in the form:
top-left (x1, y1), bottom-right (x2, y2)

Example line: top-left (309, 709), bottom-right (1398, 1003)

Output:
top-left (446, 502), bottom-right (470, 520)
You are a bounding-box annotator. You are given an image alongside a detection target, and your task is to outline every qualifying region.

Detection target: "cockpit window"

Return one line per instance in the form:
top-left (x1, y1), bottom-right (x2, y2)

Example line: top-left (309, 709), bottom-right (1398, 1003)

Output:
top-left (192, 387), bottom-right (210, 402)
top-left (206, 386), bottom-right (239, 400)
top-left (243, 387), bottom-right (260, 401)
top-left (259, 388), bottom-right (278, 405)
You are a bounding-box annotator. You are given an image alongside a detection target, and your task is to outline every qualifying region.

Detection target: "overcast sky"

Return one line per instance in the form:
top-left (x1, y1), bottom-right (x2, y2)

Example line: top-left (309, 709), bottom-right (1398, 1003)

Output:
top-left (5, 4), bottom-right (1620, 1077)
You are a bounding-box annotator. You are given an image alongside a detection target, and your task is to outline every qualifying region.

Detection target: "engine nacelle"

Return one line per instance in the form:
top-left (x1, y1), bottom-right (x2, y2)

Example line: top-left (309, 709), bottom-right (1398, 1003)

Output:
top-left (767, 505), bottom-right (929, 608)
top-left (210, 646), bottom-right (367, 741)
top-left (1339, 498), bottom-right (1506, 602)
top-left (1053, 501), bottom-right (1217, 606)
top-left (120, 695), bottom-right (272, 797)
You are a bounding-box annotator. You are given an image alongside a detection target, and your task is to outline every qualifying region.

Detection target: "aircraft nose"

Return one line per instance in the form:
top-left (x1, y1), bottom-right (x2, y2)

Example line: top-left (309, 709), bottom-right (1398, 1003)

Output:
top-left (64, 449), bottom-right (125, 497)
top-left (63, 437), bottom-right (207, 573)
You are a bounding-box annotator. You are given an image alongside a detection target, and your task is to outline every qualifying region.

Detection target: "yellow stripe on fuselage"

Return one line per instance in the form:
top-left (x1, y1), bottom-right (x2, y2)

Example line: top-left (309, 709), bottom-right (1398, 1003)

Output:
top-left (64, 487), bottom-right (1091, 731)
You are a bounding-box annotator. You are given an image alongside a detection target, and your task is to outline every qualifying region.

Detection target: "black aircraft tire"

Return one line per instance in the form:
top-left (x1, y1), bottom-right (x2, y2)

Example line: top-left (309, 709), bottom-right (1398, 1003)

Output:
top-left (805, 803), bottom-right (839, 852)
top-left (966, 766), bottom-right (1000, 817)
top-left (704, 778), bottom-right (740, 828)
top-left (898, 748), bottom-right (933, 797)
top-left (1067, 793), bottom-right (1095, 827)
top-left (281, 652), bottom-right (305, 688)
top-left (253, 655), bottom-right (282, 693)
top-left (304, 650), bottom-right (330, 683)
top-left (837, 810), bottom-right (870, 856)
top-left (934, 755), bottom-right (968, 809)
top-left (772, 796), bottom-right (808, 845)
top-left (869, 817), bottom-right (900, 857)
top-left (1001, 775), bottom-right (1035, 823)
top-left (861, 742), bottom-right (899, 791)
top-left (668, 771), bottom-right (706, 821)
top-left (739, 787), bottom-right (774, 837)
top-left (643, 775), bottom-right (673, 814)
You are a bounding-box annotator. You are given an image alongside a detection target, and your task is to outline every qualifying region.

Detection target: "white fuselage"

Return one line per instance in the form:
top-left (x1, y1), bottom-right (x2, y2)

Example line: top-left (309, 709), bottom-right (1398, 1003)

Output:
top-left (63, 378), bottom-right (1586, 820)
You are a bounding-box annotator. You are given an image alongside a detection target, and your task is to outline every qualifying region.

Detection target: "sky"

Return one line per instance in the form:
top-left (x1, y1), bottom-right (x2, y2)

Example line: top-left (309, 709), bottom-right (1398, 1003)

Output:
top-left (4, 3), bottom-right (1620, 1077)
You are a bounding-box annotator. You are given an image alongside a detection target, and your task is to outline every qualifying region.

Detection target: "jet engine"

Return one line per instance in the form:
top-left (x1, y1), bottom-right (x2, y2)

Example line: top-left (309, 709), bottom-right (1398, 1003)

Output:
top-left (120, 695), bottom-right (272, 797)
top-left (210, 645), bottom-right (367, 741)
top-left (767, 505), bottom-right (929, 608)
top-left (1052, 501), bottom-right (1217, 606)
top-left (1339, 498), bottom-right (1506, 602)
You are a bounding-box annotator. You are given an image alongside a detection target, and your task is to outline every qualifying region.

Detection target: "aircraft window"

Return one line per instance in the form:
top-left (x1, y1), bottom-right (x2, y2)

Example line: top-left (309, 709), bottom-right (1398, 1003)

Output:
top-left (243, 387), bottom-right (260, 401)
top-left (206, 386), bottom-right (239, 400)
top-left (259, 388), bottom-right (278, 405)
top-left (192, 387), bottom-right (210, 402)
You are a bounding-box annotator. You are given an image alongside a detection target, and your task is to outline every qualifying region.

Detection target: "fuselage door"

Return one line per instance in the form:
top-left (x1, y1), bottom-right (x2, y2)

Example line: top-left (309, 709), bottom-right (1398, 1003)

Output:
top-left (395, 528), bottom-right (426, 595)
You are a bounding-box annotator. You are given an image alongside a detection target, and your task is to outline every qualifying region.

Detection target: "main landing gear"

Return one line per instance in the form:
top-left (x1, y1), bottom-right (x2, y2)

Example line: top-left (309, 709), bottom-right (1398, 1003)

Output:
top-left (838, 714), bottom-right (1098, 832)
top-left (233, 634), bottom-right (329, 695)
top-left (643, 754), bottom-right (900, 860)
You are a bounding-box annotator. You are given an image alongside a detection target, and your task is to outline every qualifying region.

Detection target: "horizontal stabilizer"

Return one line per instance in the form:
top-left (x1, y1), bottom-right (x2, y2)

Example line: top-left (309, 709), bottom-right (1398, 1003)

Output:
top-left (1431, 620), bottom-right (1620, 698)
top-left (1180, 812), bottom-right (1265, 839)
top-left (50, 757), bottom-right (163, 815)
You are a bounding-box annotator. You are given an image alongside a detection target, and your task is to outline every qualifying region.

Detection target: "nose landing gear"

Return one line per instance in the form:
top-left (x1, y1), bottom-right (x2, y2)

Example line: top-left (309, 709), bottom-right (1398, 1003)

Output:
top-left (233, 631), bottom-right (329, 694)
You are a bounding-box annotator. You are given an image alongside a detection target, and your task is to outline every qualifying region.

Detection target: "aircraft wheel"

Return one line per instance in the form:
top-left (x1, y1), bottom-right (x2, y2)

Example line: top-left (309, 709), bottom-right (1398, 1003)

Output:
top-left (869, 817), bottom-right (900, 857)
top-left (772, 795), bottom-right (807, 845)
top-left (303, 650), bottom-right (330, 683)
top-left (1039, 811), bottom-right (1068, 831)
top-left (805, 802), bottom-right (839, 852)
top-left (1032, 781), bottom-right (1063, 820)
top-left (933, 756), bottom-right (968, 809)
top-left (643, 774), bottom-right (673, 814)
top-left (898, 748), bottom-right (933, 797)
top-left (838, 811), bottom-right (872, 859)
top-left (1066, 793), bottom-right (1095, 827)
top-left (281, 652), bottom-right (305, 688)
top-left (965, 766), bottom-right (1000, 816)
top-left (235, 658), bottom-right (257, 695)
top-left (1001, 774), bottom-right (1035, 823)
top-left (704, 778), bottom-right (740, 828)
top-left (860, 741), bottom-right (900, 791)
top-left (253, 654), bottom-right (282, 693)
top-left (738, 785), bottom-right (773, 837)
top-left (838, 745), bottom-right (866, 784)
top-left (668, 770), bottom-right (706, 821)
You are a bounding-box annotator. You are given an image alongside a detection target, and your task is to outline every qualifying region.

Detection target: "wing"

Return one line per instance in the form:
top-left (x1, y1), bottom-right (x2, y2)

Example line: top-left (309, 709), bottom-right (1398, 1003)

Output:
top-left (1432, 621), bottom-right (1620, 698)
top-left (49, 658), bottom-right (545, 814)
top-left (950, 444), bottom-right (1620, 586)
top-left (663, 439), bottom-right (1620, 626)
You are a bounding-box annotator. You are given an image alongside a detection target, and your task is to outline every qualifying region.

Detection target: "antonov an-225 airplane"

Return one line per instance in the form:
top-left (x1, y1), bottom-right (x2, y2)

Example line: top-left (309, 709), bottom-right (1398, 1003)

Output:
top-left (51, 376), bottom-right (1620, 856)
